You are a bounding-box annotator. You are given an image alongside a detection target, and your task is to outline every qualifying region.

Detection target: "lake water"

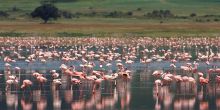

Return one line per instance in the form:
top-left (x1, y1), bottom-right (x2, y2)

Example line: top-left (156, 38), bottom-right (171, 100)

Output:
top-left (0, 62), bottom-right (219, 110)
top-left (0, 37), bottom-right (220, 110)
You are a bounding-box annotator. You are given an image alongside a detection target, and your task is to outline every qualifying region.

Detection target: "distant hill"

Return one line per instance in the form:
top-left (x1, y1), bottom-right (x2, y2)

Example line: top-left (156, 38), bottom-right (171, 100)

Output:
top-left (0, 0), bottom-right (220, 15)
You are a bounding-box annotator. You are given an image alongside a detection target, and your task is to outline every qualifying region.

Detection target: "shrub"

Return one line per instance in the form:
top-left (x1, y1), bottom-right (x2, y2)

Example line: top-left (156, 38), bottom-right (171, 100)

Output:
top-left (90, 11), bottom-right (97, 16)
top-left (214, 18), bottom-right (219, 21)
top-left (126, 11), bottom-right (133, 16)
top-left (105, 11), bottom-right (124, 17)
top-left (145, 9), bottom-right (174, 18)
top-left (137, 8), bottom-right (142, 11)
top-left (0, 11), bottom-right (9, 17)
top-left (61, 11), bottom-right (73, 18)
top-left (190, 13), bottom-right (196, 17)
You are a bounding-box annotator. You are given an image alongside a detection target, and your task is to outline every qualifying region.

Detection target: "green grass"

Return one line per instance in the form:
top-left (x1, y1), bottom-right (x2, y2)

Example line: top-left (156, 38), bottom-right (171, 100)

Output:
top-left (1, 0), bottom-right (220, 22)
top-left (0, 0), bottom-right (220, 15)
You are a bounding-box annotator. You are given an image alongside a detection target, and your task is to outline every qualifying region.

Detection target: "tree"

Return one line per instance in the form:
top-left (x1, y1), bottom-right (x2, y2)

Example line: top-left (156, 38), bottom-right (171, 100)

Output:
top-left (31, 4), bottom-right (60, 23)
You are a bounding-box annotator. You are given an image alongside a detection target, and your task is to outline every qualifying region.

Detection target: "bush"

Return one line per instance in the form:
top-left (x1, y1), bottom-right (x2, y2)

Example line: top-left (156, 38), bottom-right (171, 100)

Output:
top-left (126, 11), bottom-right (133, 16)
top-left (203, 14), bottom-right (219, 17)
top-left (104, 11), bottom-right (134, 18)
top-left (88, 7), bottom-right (93, 10)
top-left (75, 12), bottom-right (82, 16)
top-left (0, 11), bottom-right (9, 17)
top-left (145, 9), bottom-right (174, 18)
top-left (175, 16), bottom-right (188, 19)
top-left (137, 8), bottom-right (142, 11)
top-left (90, 11), bottom-right (97, 16)
top-left (105, 11), bottom-right (124, 17)
top-left (61, 11), bottom-right (73, 18)
top-left (214, 18), bottom-right (219, 21)
top-left (190, 13), bottom-right (196, 17)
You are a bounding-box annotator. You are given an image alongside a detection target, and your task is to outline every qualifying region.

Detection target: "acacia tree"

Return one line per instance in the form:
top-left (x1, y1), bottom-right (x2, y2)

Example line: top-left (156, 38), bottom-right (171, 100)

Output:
top-left (31, 4), bottom-right (60, 23)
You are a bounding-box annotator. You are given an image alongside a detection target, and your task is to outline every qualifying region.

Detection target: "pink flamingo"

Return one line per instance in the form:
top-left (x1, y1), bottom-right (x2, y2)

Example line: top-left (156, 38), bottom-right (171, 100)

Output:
top-left (154, 79), bottom-right (162, 95)
top-left (92, 78), bottom-right (104, 93)
top-left (5, 75), bottom-right (19, 91)
top-left (199, 76), bottom-right (209, 93)
top-left (152, 70), bottom-right (163, 78)
top-left (21, 79), bottom-right (32, 92)
top-left (33, 73), bottom-right (47, 90)
top-left (71, 78), bottom-right (81, 85)
top-left (52, 79), bottom-right (62, 90)
top-left (14, 67), bottom-right (21, 81)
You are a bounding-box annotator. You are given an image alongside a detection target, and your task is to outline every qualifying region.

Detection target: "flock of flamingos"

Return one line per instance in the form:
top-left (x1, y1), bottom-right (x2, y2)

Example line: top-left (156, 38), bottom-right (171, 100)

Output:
top-left (1, 37), bottom-right (220, 99)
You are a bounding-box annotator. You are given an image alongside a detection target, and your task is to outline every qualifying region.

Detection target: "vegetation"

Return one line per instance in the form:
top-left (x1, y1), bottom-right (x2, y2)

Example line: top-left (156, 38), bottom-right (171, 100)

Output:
top-left (57, 32), bottom-right (92, 37)
top-left (0, 21), bottom-right (219, 37)
top-left (0, 32), bottom-right (28, 37)
top-left (31, 4), bottom-right (60, 23)
top-left (0, 11), bottom-right (9, 17)
top-left (190, 13), bottom-right (197, 17)
top-left (145, 10), bottom-right (174, 18)
top-left (0, 0), bottom-right (219, 23)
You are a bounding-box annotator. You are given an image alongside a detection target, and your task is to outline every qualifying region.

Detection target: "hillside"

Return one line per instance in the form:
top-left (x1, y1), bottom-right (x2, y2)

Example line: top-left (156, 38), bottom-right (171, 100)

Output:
top-left (0, 0), bottom-right (220, 15)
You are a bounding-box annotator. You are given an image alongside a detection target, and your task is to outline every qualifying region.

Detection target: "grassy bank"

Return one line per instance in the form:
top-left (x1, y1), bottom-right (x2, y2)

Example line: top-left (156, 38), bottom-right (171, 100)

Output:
top-left (0, 20), bottom-right (220, 37)
top-left (1, 0), bottom-right (220, 15)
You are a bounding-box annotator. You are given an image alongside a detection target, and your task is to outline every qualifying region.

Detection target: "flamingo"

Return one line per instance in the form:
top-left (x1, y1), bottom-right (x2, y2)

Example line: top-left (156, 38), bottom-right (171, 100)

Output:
top-left (188, 76), bottom-right (196, 88)
top-left (152, 70), bottom-right (163, 78)
top-left (35, 75), bottom-right (47, 90)
top-left (173, 75), bottom-right (183, 82)
top-left (92, 78), bottom-right (104, 93)
top-left (52, 79), bottom-right (62, 90)
top-left (14, 67), bottom-right (21, 81)
top-left (182, 76), bottom-right (189, 88)
top-left (5, 79), bottom-right (17, 91)
top-left (71, 78), bottom-right (81, 85)
top-left (5, 76), bottom-right (19, 91)
top-left (51, 70), bottom-right (59, 79)
top-left (199, 76), bottom-right (209, 93)
top-left (21, 79), bottom-right (32, 92)
top-left (162, 73), bottom-right (173, 85)
top-left (119, 70), bottom-right (131, 80)
top-left (154, 79), bottom-right (162, 95)
top-left (216, 75), bottom-right (220, 87)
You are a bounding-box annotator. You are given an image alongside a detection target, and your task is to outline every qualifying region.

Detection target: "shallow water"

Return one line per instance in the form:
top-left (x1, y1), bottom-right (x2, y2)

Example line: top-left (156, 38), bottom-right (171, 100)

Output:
top-left (1, 37), bottom-right (220, 110)
top-left (0, 63), bottom-right (220, 110)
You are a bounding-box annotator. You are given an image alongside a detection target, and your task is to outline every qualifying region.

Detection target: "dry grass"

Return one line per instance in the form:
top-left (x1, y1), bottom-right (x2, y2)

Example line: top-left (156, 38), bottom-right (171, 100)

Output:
top-left (0, 21), bottom-right (220, 37)
top-left (0, 22), bottom-right (220, 32)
